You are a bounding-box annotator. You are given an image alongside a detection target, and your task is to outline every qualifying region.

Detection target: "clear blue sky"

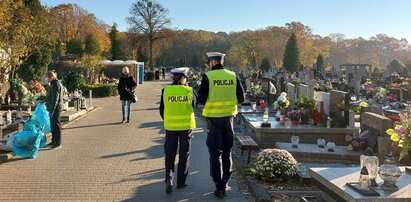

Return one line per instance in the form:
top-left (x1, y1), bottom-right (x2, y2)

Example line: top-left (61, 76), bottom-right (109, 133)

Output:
top-left (41, 0), bottom-right (411, 41)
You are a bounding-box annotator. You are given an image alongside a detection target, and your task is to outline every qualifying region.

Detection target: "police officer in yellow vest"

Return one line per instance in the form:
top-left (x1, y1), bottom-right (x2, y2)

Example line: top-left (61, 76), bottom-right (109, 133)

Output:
top-left (198, 52), bottom-right (245, 198)
top-left (159, 67), bottom-right (196, 194)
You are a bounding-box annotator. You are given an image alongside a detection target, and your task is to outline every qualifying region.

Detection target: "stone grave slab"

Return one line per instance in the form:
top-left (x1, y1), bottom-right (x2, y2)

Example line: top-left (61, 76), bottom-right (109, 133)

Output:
top-left (276, 142), bottom-right (361, 163)
top-left (241, 113), bottom-right (357, 148)
top-left (309, 167), bottom-right (411, 202)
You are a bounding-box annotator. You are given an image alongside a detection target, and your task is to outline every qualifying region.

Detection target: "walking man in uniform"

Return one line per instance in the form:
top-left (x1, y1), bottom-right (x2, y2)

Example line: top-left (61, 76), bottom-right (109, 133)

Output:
top-left (198, 52), bottom-right (245, 198)
top-left (159, 67), bottom-right (196, 194)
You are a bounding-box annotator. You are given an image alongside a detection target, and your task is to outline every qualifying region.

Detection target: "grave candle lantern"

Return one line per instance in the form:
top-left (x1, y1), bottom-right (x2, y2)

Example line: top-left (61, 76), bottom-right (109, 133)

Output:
top-left (360, 153), bottom-right (379, 186)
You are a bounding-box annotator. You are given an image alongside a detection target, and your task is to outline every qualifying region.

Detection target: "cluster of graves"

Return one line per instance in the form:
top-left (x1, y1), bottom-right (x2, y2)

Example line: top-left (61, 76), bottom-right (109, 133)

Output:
top-left (0, 81), bottom-right (92, 150)
top-left (235, 65), bottom-right (411, 201)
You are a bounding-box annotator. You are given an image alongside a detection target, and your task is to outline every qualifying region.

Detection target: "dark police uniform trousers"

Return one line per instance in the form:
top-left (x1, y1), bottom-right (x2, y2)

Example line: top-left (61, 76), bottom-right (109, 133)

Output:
top-left (164, 130), bottom-right (192, 186)
top-left (206, 117), bottom-right (234, 191)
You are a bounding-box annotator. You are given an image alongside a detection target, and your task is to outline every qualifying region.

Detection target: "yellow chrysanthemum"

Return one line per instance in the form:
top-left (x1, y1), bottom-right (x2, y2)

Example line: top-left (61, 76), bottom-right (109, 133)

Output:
top-left (386, 128), bottom-right (396, 136)
top-left (359, 101), bottom-right (369, 108)
top-left (391, 133), bottom-right (400, 142)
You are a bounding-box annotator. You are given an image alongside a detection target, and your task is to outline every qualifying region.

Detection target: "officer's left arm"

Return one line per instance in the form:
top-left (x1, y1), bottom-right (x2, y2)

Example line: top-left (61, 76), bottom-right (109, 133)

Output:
top-left (192, 89), bottom-right (197, 108)
top-left (236, 77), bottom-right (245, 104)
top-left (197, 74), bottom-right (209, 105)
top-left (159, 89), bottom-right (165, 120)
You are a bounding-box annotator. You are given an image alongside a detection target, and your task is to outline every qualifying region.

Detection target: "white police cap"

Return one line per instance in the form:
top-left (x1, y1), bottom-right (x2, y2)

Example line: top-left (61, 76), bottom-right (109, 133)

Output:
top-left (171, 67), bottom-right (189, 77)
top-left (206, 52), bottom-right (225, 60)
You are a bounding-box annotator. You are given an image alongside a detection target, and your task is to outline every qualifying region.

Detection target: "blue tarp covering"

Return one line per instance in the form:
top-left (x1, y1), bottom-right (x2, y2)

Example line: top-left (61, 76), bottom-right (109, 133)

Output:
top-left (12, 102), bottom-right (50, 159)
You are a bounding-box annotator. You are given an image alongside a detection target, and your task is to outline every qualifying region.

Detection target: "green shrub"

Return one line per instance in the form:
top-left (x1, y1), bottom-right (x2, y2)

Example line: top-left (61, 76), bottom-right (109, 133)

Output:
top-left (81, 84), bottom-right (118, 98)
top-left (64, 71), bottom-right (86, 92)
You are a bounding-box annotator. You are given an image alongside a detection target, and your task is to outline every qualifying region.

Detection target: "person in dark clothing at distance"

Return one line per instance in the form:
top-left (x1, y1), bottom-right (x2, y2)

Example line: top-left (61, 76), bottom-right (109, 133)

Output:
top-left (159, 67), bottom-right (196, 194)
top-left (46, 71), bottom-right (64, 149)
top-left (162, 68), bottom-right (166, 80)
top-left (197, 52), bottom-right (245, 198)
top-left (117, 66), bottom-right (137, 123)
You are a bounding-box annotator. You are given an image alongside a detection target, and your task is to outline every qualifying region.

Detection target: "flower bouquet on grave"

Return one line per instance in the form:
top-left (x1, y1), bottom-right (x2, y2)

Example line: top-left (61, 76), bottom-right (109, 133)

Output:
top-left (274, 92), bottom-right (290, 124)
top-left (287, 110), bottom-right (301, 125)
top-left (386, 113), bottom-right (411, 161)
top-left (310, 110), bottom-right (324, 126)
top-left (249, 84), bottom-right (265, 102)
top-left (274, 92), bottom-right (290, 115)
top-left (296, 96), bottom-right (316, 124)
top-left (346, 131), bottom-right (368, 151)
top-left (387, 93), bottom-right (399, 102)
top-left (352, 101), bottom-right (369, 115)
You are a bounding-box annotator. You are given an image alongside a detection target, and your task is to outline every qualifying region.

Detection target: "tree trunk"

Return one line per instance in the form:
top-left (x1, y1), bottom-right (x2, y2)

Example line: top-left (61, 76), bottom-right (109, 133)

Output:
top-left (149, 39), bottom-right (153, 72)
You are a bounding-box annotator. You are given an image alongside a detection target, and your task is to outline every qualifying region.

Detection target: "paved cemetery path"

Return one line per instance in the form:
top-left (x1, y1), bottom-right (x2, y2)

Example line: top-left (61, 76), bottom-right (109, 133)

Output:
top-left (0, 81), bottom-right (248, 202)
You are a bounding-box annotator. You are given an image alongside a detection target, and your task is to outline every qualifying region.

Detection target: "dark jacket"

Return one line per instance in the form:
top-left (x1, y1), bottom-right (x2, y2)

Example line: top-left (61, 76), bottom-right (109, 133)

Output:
top-left (197, 64), bottom-right (245, 106)
top-left (46, 79), bottom-right (64, 114)
top-left (159, 81), bottom-right (196, 120)
top-left (117, 75), bottom-right (137, 101)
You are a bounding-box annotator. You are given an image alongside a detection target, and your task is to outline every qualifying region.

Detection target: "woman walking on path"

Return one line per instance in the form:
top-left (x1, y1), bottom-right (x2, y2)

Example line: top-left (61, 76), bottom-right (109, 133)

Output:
top-left (117, 66), bottom-right (137, 123)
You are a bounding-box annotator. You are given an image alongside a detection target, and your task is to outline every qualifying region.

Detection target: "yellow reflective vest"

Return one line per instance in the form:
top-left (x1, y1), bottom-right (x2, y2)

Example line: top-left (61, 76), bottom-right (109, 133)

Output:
top-left (163, 85), bottom-right (196, 131)
top-left (202, 69), bottom-right (238, 117)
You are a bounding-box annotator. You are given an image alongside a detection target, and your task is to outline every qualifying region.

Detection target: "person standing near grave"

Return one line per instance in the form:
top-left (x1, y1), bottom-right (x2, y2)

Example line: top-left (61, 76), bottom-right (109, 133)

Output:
top-left (159, 67), bottom-right (196, 194)
top-left (198, 52), bottom-right (245, 198)
top-left (117, 66), bottom-right (137, 123)
top-left (46, 71), bottom-right (64, 149)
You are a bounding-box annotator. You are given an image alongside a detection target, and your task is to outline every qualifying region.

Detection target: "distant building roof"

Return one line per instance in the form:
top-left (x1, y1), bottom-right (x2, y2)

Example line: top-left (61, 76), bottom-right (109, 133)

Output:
top-left (100, 60), bottom-right (144, 66)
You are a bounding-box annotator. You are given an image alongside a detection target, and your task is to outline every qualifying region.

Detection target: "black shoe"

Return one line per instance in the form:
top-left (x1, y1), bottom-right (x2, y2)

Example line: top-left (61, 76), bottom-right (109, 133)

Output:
top-left (214, 190), bottom-right (225, 198)
top-left (176, 184), bottom-right (187, 189)
top-left (51, 144), bottom-right (62, 150)
top-left (126, 118), bottom-right (130, 123)
top-left (46, 143), bottom-right (55, 148)
top-left (165, 180), bottom-right (173, 194)
top-left (121, 118), bottom-right (125, 123)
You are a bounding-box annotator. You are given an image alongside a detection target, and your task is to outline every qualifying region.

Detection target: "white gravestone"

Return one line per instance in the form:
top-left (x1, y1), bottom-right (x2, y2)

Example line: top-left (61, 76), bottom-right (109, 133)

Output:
top-left (298, 84), bottom-right (309, 98)
top-left (314, 91), bottom-right (330, 116)
top-left (287, 83), bottom-right (296, 105)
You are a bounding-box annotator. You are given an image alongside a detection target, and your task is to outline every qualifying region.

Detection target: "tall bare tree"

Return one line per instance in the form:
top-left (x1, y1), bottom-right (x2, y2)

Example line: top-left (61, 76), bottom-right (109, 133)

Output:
top-left (127, 0), bottom-right (170, 71)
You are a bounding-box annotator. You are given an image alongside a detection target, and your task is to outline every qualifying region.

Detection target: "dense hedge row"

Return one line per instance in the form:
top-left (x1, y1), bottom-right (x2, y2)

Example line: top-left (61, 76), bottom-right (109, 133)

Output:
top-left (81, 84), bottom-right (118, 98)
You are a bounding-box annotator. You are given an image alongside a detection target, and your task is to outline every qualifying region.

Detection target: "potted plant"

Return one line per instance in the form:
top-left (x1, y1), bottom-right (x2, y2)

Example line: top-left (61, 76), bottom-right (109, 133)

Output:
top-left (386, 113), bottom-right (411, 161)
top-left (250, 149), bottom-right (297, 182)
top-left (296, 96), bottom-right (316, 124)
top-left (288, 110), bottom-right (301, 125)
top-left (310, 110), bottom-right (324, 126)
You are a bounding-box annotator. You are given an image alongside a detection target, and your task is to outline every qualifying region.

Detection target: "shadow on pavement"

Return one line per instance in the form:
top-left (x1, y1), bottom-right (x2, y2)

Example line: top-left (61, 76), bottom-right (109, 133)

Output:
top-left (99, 143), bottom-right (164, 160)
top-left (0, 157), bottom-right (29, 165)
top-left (133, 107), bottom-right (158, 112)
top-left (129, 144), bottom-right (164, 162)
top-left (119, 169), bottom-right (241, 202)
top-left (107, 168), bottom-right (165, 185)
top-left (139, 121), bottom-right (163, 129)
top-left (63, 122), bottom-right (122, 130)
